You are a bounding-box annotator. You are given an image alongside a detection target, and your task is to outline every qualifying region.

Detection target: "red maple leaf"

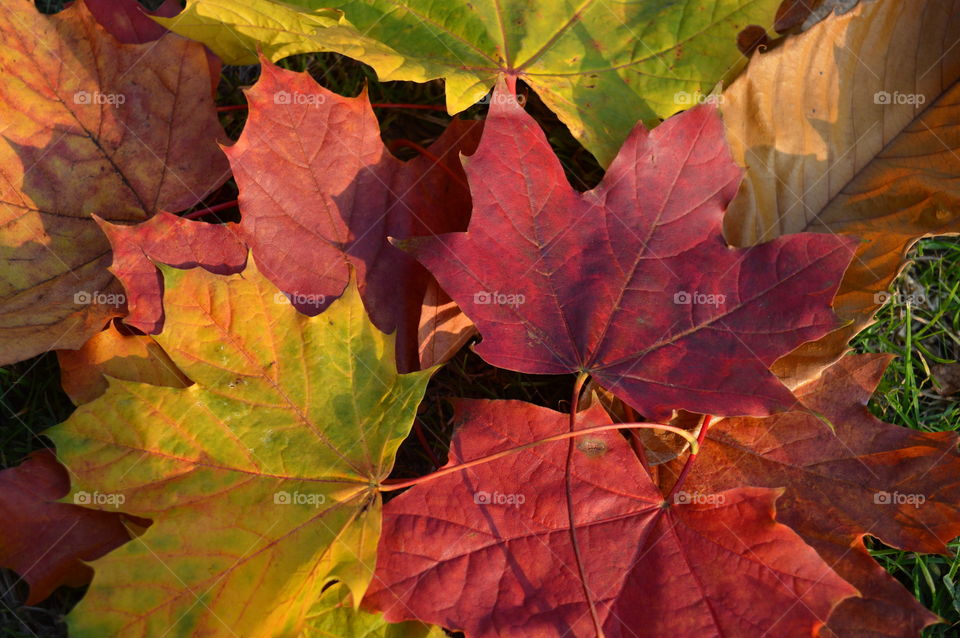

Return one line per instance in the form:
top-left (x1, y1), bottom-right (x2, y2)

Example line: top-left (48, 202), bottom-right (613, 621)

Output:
top-left (365, 399), bottom-right (856, 637)
top-left (224, 59), bottom-right (482, 370)
top-left (0, 451), bottom-right (143, 604)
top-left (404, 81), bottom-right (857, 420)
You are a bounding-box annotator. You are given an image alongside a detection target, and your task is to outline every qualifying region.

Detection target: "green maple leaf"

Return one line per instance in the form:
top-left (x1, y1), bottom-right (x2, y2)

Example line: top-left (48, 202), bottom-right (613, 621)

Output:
top-left (158, 0), bottom-right (781, 165)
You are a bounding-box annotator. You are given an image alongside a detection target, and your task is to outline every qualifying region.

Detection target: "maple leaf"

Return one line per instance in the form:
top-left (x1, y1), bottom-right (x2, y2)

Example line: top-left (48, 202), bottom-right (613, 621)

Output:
top-left (404, 82), bottom-right (857, 421)
top-left (665, 354), bottom-right (960, 636)
top-left (222, 59), bottom-right (481, 372)
top-left (97, 211), bottom-right (248, 334)
top-left (159, 0), bottom-right (784, 166)
top-left (721, 0), bottom-right (960, 388)
top-left (0, 450), bottom-right (141, 605)
top-left (56, 320), bottom-right (190, 405)
top-left (364, 399), bottom-right (857, 637)
top-left (0, 0), bottom-right (229, 366)
top-left (47, 258), bottom-right (433, 637)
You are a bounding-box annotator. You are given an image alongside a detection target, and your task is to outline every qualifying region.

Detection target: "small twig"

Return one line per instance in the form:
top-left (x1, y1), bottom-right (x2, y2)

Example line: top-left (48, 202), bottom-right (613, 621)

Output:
top-left (567, 372), bottom-right (606, 638)
top-left (371, 102), bottom-right (448, 111)
top-left (412, 418), bottom-right (441, 469)
top-left (182, 200), bottom-right (239, 220)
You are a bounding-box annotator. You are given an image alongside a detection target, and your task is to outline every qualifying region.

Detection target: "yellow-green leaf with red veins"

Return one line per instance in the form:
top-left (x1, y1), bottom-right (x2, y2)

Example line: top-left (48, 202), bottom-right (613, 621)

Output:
top-left (0, 0), bottom-right (229, 365)
top-left (158, 0), bottom-right (784, 166)
top-left (47, 258), bottom-right (433, 638)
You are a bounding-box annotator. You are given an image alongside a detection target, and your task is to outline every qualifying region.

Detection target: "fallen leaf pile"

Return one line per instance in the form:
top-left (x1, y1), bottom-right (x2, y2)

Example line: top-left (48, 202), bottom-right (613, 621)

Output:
top-left (1, 0), bottom-right (958, 636)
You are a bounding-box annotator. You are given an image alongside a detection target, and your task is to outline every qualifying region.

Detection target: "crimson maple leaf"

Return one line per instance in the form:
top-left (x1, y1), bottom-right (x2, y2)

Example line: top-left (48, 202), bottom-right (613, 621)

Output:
top-left (364, 399), bottom-right (856, 637)
top-left (0, 451), bottom-right (142, 604)
top-left (225, 59), bottom-right (481, 371)
top-left (404, 81), bottom-right (857, 420)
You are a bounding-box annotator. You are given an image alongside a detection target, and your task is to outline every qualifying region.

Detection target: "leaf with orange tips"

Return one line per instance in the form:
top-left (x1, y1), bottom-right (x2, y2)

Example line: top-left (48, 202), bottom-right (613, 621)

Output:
top-left (416, 280), bottom-right (475, 370)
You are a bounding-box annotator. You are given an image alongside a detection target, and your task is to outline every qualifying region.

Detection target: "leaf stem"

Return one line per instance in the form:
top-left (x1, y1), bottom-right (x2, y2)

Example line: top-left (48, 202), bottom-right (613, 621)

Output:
top-left (371, 102), bottom-right (448, 111)
top-left (379, 422), bottom-right (697, 492)
top-left (412, 418), bottom-right (440, 469)
top-left (567, 372), bottom-right (605, 638)
top-left (182, 200), bottom-right (239, 220)
top-left (665, 415), bottom-right (713, 503)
